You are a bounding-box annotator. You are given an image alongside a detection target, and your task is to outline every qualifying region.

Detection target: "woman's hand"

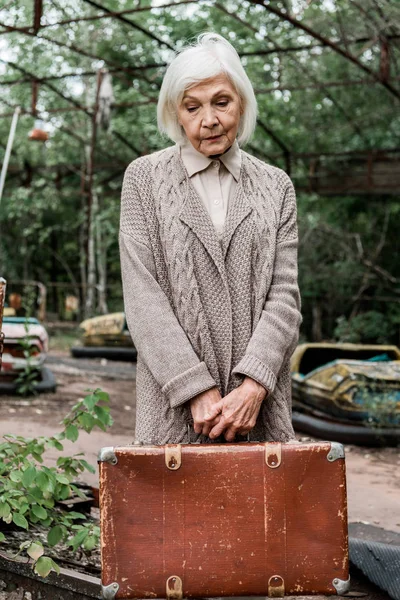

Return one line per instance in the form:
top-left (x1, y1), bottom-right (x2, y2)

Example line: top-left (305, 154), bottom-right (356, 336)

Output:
top-left (205, 377), bottom-right (268, 441)
top-left (190, 387), bottom-right (223, 437)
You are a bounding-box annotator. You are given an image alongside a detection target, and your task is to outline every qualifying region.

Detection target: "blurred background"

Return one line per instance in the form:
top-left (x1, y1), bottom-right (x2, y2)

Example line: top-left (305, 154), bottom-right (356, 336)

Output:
top-left (0, 0), bottom-right (399, 346)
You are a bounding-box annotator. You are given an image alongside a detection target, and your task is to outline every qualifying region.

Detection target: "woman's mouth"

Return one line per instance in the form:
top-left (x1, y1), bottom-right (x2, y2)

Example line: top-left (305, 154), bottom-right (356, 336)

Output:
top-left (206, 135), bottom-right (222, 141)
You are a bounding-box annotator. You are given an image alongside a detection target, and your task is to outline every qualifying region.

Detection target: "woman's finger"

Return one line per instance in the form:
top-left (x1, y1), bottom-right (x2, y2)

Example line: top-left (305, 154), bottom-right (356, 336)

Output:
top-left (208, 416), bottom-right (227, 439)
top-left (193, 422), bottom-right (202, 434)
top-left (204, 402), bottom-right (223, 421)
top-left (202, 415), bottom-right (220, 437)
top-left (224, 427), bottom-right (237, 442)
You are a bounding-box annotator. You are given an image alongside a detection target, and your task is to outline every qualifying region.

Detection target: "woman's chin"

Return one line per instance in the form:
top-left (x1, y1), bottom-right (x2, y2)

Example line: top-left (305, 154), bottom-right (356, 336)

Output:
top-left (201, 138), bottom-right (229, 155)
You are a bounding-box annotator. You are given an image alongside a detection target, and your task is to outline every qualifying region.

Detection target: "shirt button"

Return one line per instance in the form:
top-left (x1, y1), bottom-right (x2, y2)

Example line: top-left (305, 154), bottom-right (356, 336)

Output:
top-left (212, 161), bottom-right (220, 169)
top-left (213, 198), bottom-right (220, 205)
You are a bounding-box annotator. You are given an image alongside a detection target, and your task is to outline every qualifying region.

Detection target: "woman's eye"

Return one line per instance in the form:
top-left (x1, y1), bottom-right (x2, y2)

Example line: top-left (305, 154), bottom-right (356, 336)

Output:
top-left (217, 101), bottom-right (228, 107)
top-left (187, 107), bottom-right (198, 113)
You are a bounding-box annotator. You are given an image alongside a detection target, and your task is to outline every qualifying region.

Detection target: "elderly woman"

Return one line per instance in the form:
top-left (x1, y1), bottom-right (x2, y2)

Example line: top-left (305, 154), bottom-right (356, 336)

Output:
top-left (119, 33), bottom-right (302, 445)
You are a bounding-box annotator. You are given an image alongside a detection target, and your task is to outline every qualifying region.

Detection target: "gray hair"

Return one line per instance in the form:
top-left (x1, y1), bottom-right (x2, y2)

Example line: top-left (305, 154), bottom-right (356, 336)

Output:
top-left (157, 33), bottom-right (258, 146)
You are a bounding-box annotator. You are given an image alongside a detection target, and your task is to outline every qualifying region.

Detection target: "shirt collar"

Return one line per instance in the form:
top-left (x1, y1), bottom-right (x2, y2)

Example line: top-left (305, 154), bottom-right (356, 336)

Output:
top-left (179, 139), bottom-right (241, 182)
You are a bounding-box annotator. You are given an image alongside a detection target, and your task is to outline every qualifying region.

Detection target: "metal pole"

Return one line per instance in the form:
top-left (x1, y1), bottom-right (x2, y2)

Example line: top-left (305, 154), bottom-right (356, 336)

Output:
top-left (0, 106), bottom-right (20, 205)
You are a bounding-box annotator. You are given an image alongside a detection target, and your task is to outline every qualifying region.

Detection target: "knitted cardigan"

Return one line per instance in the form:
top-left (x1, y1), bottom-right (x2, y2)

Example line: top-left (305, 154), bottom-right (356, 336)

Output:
top-left (119, 144), bottom-right (302, 444)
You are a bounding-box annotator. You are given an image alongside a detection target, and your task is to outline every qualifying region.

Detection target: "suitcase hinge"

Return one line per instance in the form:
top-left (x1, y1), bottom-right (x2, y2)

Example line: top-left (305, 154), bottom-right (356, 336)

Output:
top-left (327, 442), bottom-right (345, 462)
top-left (101, 582), bottom-right (119, 599)
top-left (268, 574), bottom-right (284, 597)
top-left (166, 575), bottom-right (183, 600)
top-left (332, 576), bottom-right (350, 594)
top-left (98, 447), bottom-right (118, 465)
top-left (265, 443), bottom-right (281, 468)
top-left (165, 445), bottom-right (182, 470)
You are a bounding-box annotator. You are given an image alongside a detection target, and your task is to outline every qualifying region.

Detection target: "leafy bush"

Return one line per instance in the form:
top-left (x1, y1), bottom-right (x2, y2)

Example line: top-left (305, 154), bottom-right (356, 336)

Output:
top-left (0, 388), bottom-right (113, 577)
top-left (334, 311), bottom-right (394, 344)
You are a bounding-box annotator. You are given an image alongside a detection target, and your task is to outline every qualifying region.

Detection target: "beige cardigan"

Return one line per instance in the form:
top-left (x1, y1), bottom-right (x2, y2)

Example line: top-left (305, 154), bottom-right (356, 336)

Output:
top-left (119, 144), bottom-right (302, 444)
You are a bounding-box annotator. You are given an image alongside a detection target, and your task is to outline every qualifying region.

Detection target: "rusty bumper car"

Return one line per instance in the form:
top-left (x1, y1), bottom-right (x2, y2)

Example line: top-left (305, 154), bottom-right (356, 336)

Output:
top-left (291, 343), bottom-right (400, 446)
top-left (0, 316), bottom-right (56, 394)
top-left (71, 312), bottom-right (137, 361)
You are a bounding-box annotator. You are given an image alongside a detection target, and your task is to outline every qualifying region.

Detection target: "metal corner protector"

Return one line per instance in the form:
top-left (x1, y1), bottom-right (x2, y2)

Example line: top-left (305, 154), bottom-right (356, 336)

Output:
top-left (101, 582), bottom-right (119, 599)
top-left (327, 442), bottom-right (345, 462)
top-left (98, 446), bottom-right (118, 465)
top-left (332, 576), bottom-right (350, 594)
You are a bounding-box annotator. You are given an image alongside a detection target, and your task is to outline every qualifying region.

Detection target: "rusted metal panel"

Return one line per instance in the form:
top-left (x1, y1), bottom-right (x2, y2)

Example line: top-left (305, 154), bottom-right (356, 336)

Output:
top-left (99, 442), bottom-right (349, 598)
top-left (291, 343), bottom-right (400, 429)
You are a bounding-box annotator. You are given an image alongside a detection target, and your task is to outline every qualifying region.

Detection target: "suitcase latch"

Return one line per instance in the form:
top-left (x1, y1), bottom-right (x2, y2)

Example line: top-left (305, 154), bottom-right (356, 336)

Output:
top-left (166, 575), bottom-right (183, 600)
top-left (268, 574), bottom-right (284, 597)
top-left (165, 445), bottom-right (182, 470)
top-left (265, 443), bottom-right (281, 468)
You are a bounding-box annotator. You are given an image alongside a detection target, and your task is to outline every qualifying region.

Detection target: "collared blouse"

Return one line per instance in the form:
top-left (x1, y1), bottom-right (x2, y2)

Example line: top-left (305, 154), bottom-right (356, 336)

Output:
top-left (179, 139), bottom-right (241, 237)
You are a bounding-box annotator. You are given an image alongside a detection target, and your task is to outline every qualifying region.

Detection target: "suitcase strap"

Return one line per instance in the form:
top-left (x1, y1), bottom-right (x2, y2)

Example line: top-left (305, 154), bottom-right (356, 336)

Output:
top-left (264, 443), bottom-right (286, 597)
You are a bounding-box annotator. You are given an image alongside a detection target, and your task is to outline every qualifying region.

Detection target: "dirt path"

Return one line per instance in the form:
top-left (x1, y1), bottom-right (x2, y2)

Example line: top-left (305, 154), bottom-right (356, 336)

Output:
top-left (0, 352), bottom-right (399, 535)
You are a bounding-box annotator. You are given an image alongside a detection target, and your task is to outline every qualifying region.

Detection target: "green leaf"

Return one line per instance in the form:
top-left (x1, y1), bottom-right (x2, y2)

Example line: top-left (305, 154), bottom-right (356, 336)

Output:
top-left (0, 502), bottom-right (11, 519)
top-left (47, 525), bottom-right (64, 547)
top-left (10, 471), bottom-right (22, 483)
top-left (31, 505), bottom-right (47, 520)
top-left (0, 532), bottom-right (5, 542)
top-left (50, 558), bottom-right (60, 574)
top-left (78, 413), bottom-right (95, 431)
top-left (27, 541), bottom-right (44, 561)
top-left (95, 390), bottom-right (109, 402)
top-left (69, 528), bottom-right (89, 550)
top-left (65, 424), bottom-right (79, 442)
top-left (22, 466), bottom-right (37, 488)
top-left (57, 484), bottom-right (71, 500)
top-left (36, 471), bottom-right (48, 491)
top-left (83, 535), bottom-right (97, 551)
top-left (79, 459), bottom-right (96, 474)
top-left (67, 511), bottom-right (86, 520)
top-left (83, 393), bottom-right (98, 411)
top-left (13, 512), bottom-right (28, 530)
top-left (55, 474), bottom-right (70, 485)
top-left (34, 556), bottom-right (54, 578)
top-left (48, 438), bottom-right (63, 451)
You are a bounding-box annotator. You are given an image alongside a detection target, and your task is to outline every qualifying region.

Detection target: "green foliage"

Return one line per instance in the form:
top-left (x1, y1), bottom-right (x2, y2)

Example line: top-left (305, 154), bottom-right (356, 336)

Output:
top-left (334, 312), bottom-right (395, 344)
top-left (1, 2), bottom-right (399, 334)
top-left (0, 388), bottom-right (113, 576)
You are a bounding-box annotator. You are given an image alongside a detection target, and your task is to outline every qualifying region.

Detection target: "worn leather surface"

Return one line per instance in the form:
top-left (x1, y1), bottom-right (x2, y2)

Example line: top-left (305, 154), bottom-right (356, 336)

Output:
top-left (99, 442), bottom-right (348, 598)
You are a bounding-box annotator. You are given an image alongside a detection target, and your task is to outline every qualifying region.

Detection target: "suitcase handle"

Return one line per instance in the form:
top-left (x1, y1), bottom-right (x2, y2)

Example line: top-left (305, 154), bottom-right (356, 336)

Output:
top-left (187, 424), bottom-right (251, 444)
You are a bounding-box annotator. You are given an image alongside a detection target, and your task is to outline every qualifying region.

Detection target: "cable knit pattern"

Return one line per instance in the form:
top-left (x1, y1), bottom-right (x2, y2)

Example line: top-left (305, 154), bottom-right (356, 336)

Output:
top-left (119, 144), bottom-right (302, 444)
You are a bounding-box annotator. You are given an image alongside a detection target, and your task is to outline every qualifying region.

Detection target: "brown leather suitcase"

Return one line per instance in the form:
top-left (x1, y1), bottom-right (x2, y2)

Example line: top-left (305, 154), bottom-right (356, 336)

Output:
top-left (99, 440), bottom-right (349, 599)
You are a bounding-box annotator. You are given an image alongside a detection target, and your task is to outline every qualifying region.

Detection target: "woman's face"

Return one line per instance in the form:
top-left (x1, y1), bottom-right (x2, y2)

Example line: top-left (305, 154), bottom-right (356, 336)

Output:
top-left (177, 74), bottom-right (243, 157)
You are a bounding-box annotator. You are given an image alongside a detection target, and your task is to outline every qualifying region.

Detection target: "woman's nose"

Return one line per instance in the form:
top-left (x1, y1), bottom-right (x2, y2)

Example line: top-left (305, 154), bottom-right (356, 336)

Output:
top-left (202, 105), bottom-right (219, 128)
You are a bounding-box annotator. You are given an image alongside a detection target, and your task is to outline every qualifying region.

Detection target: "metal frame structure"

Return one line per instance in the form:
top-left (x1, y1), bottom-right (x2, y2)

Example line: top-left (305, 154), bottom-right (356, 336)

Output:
top-left (0, 0), bottom-right (399, 182)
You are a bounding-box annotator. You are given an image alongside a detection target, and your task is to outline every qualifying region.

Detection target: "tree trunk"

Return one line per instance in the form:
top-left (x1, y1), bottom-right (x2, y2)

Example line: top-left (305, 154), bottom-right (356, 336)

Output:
top-left (84, 160), bottom-right (96, 319)
top-left (312, 301), bottom-right (323, 341)
top-left (95, 202), bottom-right (108, 314)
